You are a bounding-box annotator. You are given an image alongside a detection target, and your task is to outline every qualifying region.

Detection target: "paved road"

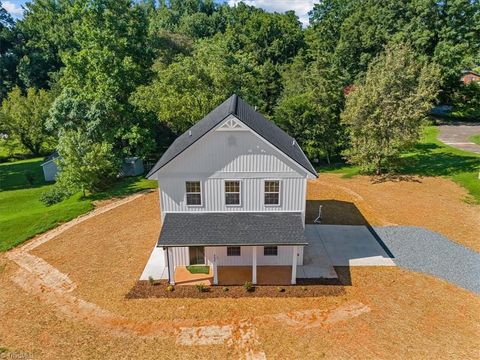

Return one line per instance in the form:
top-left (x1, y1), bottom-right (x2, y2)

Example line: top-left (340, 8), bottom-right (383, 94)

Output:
top-left (373, 226), bottom-right (480, 294)
top-left (437, 124), bottom-right (480, 153)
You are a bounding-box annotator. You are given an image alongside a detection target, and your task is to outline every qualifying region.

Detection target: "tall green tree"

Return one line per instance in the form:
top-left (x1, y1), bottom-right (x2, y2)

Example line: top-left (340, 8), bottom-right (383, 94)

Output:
top-left (307, 0), bottom-right (479, 100)
top-left (452, 82), bottom-right (480, 118)
top-left (341, 45), bottom-right (441, 174)
top-left (54, 129), bottom-right (118, 196)
top-left (222, 4), bottom-right (304, 114)
top-left (307, 0), bottom-right (354, 58)
top-left (132, 37), bottom-right (241, 134)
top-left (1, 86), bottom-right (56, 156)
top-left (0, 1), bottom-right (20, 101)
top-left (49, 0), bottom-right (154, 159)
top-left (15, 0), bottom-right (79, 89)
top-left (275, 56), bottom-right (345, 164)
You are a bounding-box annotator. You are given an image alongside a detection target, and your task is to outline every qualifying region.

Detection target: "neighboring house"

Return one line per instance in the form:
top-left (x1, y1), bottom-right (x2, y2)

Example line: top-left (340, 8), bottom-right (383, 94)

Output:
top-left (147, 94), bottom-right (317, 285)
top-left (461, 70), bottom-right (480, 84)
top-left (41, 151), bottom-right (60, 182)
top-left (41, 152), bottom-right (144, 182)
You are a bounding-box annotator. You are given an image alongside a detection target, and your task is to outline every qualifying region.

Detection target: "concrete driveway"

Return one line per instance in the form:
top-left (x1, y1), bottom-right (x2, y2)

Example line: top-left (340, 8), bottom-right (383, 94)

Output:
top-left (305, 225), bottom-right (395, 268)
top-left (437, 124), bottom-right (480, 153)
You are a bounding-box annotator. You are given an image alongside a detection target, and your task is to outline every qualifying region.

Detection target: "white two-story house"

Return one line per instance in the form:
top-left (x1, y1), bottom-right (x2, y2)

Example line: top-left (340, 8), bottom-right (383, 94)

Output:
top-left (146, 94), bottom-right (317, 285)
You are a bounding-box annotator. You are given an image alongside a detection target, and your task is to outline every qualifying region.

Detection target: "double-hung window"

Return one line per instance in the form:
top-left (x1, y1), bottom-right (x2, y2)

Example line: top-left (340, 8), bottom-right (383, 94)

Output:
top-left (264, 246), bottom-right (278, 256)
top-left (185, 181), bottom-right (202, 206)
top-left (227, 246), bottom-right (241, 256)
top-left (225, 180), bottom-right (240, 206)
top-left (264, 180), bottom-right (280, 206)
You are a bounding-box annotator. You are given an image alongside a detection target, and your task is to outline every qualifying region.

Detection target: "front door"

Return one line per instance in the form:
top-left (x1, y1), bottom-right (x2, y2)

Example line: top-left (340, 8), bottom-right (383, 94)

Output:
top-left (189, 246), bottom-right (205, 265)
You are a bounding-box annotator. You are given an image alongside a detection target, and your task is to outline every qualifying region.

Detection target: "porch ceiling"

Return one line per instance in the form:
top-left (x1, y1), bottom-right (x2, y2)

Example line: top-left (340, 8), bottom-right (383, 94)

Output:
top-left (157, 212), bottom-right (307, 247)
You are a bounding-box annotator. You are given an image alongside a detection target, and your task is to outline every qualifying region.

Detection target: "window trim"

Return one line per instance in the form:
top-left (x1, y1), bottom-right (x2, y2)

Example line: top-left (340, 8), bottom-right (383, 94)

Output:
top-left (224, 179), bottom-right (242, 207)
top-left (227, 246), bottom-right (241, 256)
top-left (263, 179), bottom-right (281, 207)
top-left (263, 246), bottom-right (278, 256)
top-left (185, 180), bottom-right (203, 207)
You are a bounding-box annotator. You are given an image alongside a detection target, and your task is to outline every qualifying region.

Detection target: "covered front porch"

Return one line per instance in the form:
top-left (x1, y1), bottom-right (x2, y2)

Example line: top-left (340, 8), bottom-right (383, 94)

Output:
top-left (167, 245), bottom-right (300, 285)
top-left (159, 212), bottom-right (309, 286)
top-left (173, 265), bottom-right (293, 286)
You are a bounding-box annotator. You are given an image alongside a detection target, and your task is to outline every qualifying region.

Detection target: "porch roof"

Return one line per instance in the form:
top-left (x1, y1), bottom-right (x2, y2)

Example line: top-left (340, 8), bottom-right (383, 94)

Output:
top-left (157, 212), bottom-right (308, 247)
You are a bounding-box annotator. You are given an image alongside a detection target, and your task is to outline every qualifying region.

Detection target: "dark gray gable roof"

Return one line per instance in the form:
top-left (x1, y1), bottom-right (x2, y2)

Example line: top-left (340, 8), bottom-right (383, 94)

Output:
top-left (146, 94), bottom-right (317, 178)
top-left (158, 212), bottom-right (308, 247)
top-left (41, 151), bottom-right (60, 165)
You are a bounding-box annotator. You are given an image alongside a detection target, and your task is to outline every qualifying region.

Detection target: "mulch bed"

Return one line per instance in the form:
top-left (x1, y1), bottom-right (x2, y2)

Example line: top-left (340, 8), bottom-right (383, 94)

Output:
top-left (125, 279), bottom-right (346, 299)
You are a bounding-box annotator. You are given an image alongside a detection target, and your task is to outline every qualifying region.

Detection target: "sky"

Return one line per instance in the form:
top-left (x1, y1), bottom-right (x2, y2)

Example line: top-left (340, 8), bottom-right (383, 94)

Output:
top-left (3, 0), bottom-right (24, 18)
top-left (3, 0), bottom-right (315, 25)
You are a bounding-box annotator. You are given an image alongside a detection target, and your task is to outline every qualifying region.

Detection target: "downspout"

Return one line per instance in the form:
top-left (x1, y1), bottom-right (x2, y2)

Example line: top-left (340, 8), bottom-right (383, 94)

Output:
top-left (164, 246), bottom-right (170, 284)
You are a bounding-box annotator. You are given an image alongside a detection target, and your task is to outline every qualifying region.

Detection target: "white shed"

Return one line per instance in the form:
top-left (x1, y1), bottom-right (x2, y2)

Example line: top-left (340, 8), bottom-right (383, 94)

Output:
top-left (40, 152), bottom-right (144, 181)
top-left (41, 152), bottom-right (60, 182)
top-left (120, 157), bottom-right (144, 177)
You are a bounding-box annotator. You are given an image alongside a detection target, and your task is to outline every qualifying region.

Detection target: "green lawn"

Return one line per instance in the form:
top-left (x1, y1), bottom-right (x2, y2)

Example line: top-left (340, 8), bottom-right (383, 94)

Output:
top-left (0, 158), bottom-right (156, 252)
top-left (186, 265), bottom-right (210, 274)
top-left (319, 126), bottom-right (480, 203)
top-left (470, 134), bottom-right (480, 145)
top-left (0, 138), bottom-right (32, 161)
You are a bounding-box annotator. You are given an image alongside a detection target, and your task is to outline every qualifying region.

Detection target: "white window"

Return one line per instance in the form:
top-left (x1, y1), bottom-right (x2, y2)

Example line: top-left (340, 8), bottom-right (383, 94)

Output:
top-left (227, 246), bottom-right (241, 256)
top-left (264, 180), bottom-right (280, 206)
top-left (264, 246), bottom-right (278, 256)
top-left (186, 181), bottom-right (202, 206)
top-left (225, 180), bottom-right (240, 206)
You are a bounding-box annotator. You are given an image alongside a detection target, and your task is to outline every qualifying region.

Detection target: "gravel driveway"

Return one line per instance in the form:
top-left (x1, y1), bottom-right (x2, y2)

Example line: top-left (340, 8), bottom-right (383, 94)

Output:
top-left (373, 226), bottom-right (480, 294)
top-left (437, 124), bottom-right (480, 153)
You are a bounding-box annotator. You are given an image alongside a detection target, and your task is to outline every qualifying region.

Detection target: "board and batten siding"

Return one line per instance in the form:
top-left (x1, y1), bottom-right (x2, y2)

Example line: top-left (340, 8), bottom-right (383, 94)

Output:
top-left (159, 177), bottom-right (305, 213)
top-left (171, 247), bottom-right (189, 266)
top-left (170, 246), bottom-right (303, 266)
top-left (41, 161), bottom-right (59, 182)
top-left (156, 115), bottom-right (308, 215)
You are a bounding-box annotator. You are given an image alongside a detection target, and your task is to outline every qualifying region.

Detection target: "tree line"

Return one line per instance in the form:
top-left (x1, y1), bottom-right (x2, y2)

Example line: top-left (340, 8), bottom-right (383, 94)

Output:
top-left (0, 0), bottom-right (478, 199)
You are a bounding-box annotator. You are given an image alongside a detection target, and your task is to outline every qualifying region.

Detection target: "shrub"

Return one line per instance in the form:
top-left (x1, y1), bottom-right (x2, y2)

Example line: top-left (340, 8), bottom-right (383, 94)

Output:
top-left (222, 286), bottom-right (229, 292)
top-left (166, 284), bottom-right (174, 292)
top-left (277, 287), bottom-right (285, 293)
top-left (40, 185), bottom-right (72, 206)
top-left (243, 281), bottom-right (254, 292)
top-left (301, 286), bottom-right (308, 291)
top-left (24, 170), bottom-right (36, 185)
top-left (195, 283), bottom-right (209, 293)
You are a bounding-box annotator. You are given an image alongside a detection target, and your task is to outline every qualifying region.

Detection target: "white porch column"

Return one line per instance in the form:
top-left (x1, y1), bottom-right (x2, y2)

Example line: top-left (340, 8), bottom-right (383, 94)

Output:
top-left (167, 247), bottom-right (175, 285)
top-left (213, 252), bottom-right (218, 285)
top-left (252, 246), bottom-right (257, 284)
top-left (291, 245), bottom-right (297, 285)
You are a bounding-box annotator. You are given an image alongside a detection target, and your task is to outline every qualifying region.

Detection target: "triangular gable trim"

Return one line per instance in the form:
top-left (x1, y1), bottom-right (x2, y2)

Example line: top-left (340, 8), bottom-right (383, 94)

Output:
top-left (156, 116), bottom-right (315, 178)
top-left (147, 94), bottom-right (317, 179)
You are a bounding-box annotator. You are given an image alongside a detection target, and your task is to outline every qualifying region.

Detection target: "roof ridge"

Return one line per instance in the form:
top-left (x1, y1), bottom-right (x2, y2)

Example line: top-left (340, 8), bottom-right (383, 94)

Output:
top-left (146, 93), bottom-right (318, 179)
top-left (228, 93), bottom-right (238, 114)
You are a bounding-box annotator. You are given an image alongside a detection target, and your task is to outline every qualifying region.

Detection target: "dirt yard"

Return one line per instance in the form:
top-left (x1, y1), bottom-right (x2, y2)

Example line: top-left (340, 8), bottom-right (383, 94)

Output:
top-left (1, 175), bottom-right (479, 359)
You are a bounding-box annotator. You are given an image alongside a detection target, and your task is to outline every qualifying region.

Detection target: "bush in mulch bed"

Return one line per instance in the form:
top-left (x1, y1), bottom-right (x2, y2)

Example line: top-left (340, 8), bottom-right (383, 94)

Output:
top-left (125, 280), bottom-right (346, 299)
